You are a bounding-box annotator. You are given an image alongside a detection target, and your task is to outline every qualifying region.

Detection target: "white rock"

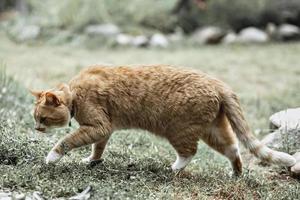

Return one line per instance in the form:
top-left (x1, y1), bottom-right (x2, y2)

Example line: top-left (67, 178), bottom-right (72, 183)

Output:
top-left (262, 129), bottom-right (300, 153)
top-left (278, 24), bottom-right (300, 40)
top-left (237, 27), bottom-right (269, 43)
top-left (292, 152), bottom-right (300, 162)
top-left (192, 26), bottom-right (225, 44)
top-left (150, 33), bottom-right (169, 48)
top-left (85, 24), bottom-right (120, 37)
top-left (32, 191), bottom-right (44, 200)
top-left (130, 35), bottom-right (148, 47)
top-left (261, 131), bottom-right (281, 148)
top-left (15, 193), bottom-right (26, 200)
top-left (0, 192), bottom-right (12, 200)
top-left (291, 162), bottom-right (300, 174)
top-left (115, 34), bottom-right (133, 45)
top-left (222, 32), bottom-right (238, 44)
top-left (18, 25), bottom-right (40, 41)
top-left (263, 109), bottom-right (300, 152)
top-left (269, 108), bottom-right (300, 130)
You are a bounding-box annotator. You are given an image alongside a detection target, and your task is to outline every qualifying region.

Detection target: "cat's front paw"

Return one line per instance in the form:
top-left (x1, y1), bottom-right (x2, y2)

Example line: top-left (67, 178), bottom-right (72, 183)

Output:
top-left (81, 156), bottom-right (103, 166)
top-left (81, 156), bottom-right (102, 163)
top-left (81, 156), bottom-right (93, 163)
top-left (46, 150), bottom-right (63, 164)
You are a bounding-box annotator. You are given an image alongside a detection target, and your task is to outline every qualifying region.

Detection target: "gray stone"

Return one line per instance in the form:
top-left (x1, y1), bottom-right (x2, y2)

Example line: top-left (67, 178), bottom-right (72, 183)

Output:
top-left (278, 24), bottom-right (300, 41)
top-left (192, 26), bottom-right (225, 44)
top-left (261, 131), bottom-right (281, 149)
top-left (115, 34), bottom-right (133, 46)
top-left (263, 108), bottom-right (300, 153)
top-left (17, 25), bottom-right (40, 41)
top-left (222, 32), bottom-right (238, 44)
top-left (237, 27), bottom-right (269, 43)
top-left (150, 33), bottom-right (169, 48)
top-left (292, 152), bottom-right (300, 162)
top-left (32, 191), bottom-right (44, 200)
top-left (84, 23), bottom-right (120, 37)
top-left (262, 129), bottom-right (300, 153)
top-left (270, 108), bottom-right (300, 130)
top-left (291, 162), bottom-right (300, 175)
top-left (15, 193), bottom-right (26, 200)
top-left (0, 192), bottom-right (12, 200)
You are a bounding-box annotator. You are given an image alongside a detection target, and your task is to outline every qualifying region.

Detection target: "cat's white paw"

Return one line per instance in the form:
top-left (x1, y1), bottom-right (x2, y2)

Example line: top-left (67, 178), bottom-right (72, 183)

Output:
top-left (81, 156), bottom-right (93, 163)
top-left (46, 150), bottom-right (63, 164)
top-left (171, 155), bottom-right (193, 171)
top-left (81, 156), bottom-right (101, 164)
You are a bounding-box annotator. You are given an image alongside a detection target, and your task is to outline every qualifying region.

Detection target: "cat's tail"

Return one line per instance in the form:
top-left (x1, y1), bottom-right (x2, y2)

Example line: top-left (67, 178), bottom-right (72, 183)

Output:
top-left (221, 91), bottom-right (296, 167)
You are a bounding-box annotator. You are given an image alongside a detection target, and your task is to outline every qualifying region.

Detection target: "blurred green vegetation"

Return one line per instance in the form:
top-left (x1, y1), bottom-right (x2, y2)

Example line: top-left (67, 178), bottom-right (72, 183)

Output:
top-left (25, 0), bottom-right (176, 33)
top-left (1, 0), bottom-right (300, 34)
top-left (1, 0), bottom-right (300, 47)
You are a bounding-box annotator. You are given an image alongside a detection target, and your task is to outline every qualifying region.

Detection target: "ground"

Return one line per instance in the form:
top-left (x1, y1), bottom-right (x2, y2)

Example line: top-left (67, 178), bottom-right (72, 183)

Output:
top-left (0, 32), bottom-right (300, 199)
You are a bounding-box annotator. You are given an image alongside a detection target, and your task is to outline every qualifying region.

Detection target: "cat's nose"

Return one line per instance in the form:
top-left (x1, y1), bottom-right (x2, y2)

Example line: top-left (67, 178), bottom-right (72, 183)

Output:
top-left (35, 127), bottom-right (46, 132)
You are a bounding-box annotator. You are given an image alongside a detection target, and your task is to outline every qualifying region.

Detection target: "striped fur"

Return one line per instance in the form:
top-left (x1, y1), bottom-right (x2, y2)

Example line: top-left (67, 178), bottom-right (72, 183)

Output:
top-left (31, 65), bottom-right (296, 174)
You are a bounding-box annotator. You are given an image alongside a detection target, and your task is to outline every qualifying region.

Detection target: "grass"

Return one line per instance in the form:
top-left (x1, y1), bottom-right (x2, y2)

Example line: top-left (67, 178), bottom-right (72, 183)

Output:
top-left (0, 32), bottom-right (300, 199)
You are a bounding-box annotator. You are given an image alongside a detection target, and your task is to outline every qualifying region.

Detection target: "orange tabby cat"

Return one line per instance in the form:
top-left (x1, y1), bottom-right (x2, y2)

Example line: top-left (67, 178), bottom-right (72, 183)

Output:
top-left (30, 65), bottom-right (296, 175)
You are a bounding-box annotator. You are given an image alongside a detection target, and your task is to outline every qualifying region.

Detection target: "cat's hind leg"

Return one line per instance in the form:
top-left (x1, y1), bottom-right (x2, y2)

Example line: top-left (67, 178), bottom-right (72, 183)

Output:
top-left (168, 135), bottom-right (198, 171)
top-left (203, 112), bottom-right (242, 175)
top-left (82, 137), bottom-right (109, 163)
top-left (172, 153), bottom-right (194, 171)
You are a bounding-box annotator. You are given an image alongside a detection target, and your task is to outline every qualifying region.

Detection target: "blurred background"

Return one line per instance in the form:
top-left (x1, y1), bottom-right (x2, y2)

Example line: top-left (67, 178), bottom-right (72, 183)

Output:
top-left (1, 0), bottom-right (300, 48)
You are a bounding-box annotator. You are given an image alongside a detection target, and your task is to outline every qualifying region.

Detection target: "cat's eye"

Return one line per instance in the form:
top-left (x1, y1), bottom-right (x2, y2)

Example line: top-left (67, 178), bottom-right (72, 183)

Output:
top-left (40, 117), bottom-right (47, 123)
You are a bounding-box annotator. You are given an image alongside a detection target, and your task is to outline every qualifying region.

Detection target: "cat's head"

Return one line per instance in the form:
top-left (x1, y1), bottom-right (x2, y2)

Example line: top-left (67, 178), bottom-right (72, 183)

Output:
top-left (30, 83), bottom-right (72, 133)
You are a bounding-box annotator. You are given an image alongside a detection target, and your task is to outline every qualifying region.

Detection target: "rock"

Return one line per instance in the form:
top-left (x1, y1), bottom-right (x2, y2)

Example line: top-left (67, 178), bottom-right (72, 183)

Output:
top-left (261, 129), bottom-right (300, 153)
top-left (269, 108), bottom-right (300, 130)
top-left (130, 35), bottom-right (148, 47)
top-left (292, 152), bottom-right (300, 162)
top-left (17, 25), bottom-right (40, 41)
top-left (84, 23), bottom-right (120, 37)
top-left (237, 27), bottom-right (269, 43)
top-left (69, 186), bottom-right (92, 200)
top-left (192, 26), bottom-right (225, 44)
top-left (291, 162), bottom-right (300, 176)
top-left (32, 192), bottom-right (44, 200)
top-left (0, 192), bottom-right (12, 200)
top-left (149, 33), bottom-right (169, 48)
top-left (15, 193), bottom-right (26, 200)
top-left (263, 108), bottom-right (300, 153)
top-left (261, 131), bottom-right (282, 149)
top-left (222, 32), bottom-right (238, 44)
top-left (115, 34), bottom-right (133, 45)
top-left (278, 24), bottom-right (300, 41)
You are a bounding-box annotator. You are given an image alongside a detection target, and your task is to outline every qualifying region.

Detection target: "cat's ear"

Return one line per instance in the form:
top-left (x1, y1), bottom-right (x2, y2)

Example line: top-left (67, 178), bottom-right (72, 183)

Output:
top-left (56, 83), bottom-right (70, 93)
top-left (45, 92), bottom-right (61, 106)
top-left (29, 89), bottom-right (43, 100)
top-left (56, 83), bottom-right (72, 105)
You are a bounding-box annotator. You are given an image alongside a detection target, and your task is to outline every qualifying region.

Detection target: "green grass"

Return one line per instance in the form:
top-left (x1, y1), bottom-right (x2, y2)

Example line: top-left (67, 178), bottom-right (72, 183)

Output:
top-left (0, 33), bottom-right (300, 199)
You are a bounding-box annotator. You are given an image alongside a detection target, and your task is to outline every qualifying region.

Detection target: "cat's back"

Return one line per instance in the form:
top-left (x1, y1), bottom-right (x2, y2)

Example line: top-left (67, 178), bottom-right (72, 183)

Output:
top-left (70, 64), bottom-right (223, 99)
